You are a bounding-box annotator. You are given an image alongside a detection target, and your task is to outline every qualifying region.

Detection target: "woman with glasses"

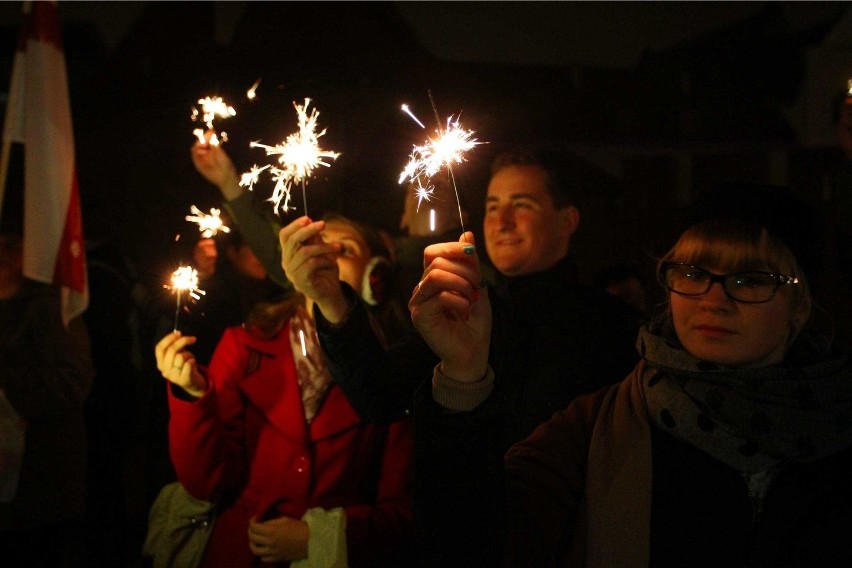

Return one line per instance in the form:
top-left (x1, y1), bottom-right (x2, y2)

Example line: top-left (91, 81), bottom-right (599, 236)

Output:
top-left (408, 183), bottom-right (852, 566)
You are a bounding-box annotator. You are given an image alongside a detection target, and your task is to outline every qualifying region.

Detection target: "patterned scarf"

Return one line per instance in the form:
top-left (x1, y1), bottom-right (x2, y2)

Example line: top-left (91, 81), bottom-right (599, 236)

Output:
top-left (583, 327), bottom-right (852, 568)
top-left (288, 306), bottom-right (332, 423)
top-left (637, 325), bottom-right (852, 473)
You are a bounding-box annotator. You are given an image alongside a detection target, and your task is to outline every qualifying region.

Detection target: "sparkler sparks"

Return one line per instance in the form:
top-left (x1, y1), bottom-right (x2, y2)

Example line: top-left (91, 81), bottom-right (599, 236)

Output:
top-left (166, 265), bottom-right (206, 332)
top-left (185, 205), bottom-right (231, 238)
top-left (242, 98), bottom-right (340, 216)
top-left (401, 104), bottom-right (426, 129)
top-left (247, 78), bottom-right (262, 100)
top-left (239, 164), bottom-right (270, 189)
top-left (191, 95), bottom-right (236, 147)
top-left (398, 111), bottom-right (481, 225)
top-left (412, 181), bottom-right (435, 211)
top-left (399, 117), bottom-right (480, 189)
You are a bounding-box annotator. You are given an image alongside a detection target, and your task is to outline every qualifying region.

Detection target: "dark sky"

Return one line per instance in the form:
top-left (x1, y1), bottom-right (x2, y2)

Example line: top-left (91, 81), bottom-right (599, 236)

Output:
top-left (0, 1), bottom-right (849, 290)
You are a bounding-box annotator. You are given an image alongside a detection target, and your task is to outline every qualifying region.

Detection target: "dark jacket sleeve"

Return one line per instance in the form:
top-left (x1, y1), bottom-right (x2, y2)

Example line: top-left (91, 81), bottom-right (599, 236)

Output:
top-left (503, 388), bottom-right (607, 565)
top-left (222, 191), bottom-right (291, 290)
top-left (412, 374), bottom-right (609, 567)
top-left (411, 378), bottom-right (509, 567)
top-left (315, 283), bottom-right (437, 423)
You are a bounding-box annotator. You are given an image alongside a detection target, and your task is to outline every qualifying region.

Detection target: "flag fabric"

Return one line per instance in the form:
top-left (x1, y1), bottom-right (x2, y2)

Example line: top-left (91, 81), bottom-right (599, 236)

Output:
top-left (2, 0), bottom-right (87, 325)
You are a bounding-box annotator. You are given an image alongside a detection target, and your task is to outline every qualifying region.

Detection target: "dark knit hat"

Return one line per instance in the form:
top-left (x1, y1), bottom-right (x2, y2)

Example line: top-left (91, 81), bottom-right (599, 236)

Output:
top-left (685, 183), bottom-right (825, 291)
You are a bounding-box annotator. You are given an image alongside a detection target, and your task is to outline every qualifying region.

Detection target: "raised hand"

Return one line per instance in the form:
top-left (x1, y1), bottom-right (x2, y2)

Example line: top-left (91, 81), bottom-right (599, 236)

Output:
top-left (153, 332), bottom-right (207, 398)
top-left (409, 232), bottom-right (491, 382)
top-left (279, 217), bottom-right (348, 322)
top-left (190, 129), bottom-right (241, 200)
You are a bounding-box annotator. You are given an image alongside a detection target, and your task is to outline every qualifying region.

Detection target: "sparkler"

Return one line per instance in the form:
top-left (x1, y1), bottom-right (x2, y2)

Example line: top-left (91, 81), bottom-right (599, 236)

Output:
top-left (247, 78), bottom-right (262, 100)
top-left (185, 205), bottom-right (231, 238)
top-left (398, 98), bottom-right (481, 232)
top-left (167, 265), bottom-right (205, 332)
top-left (241, 98), bottom-right (340, 216)
top-left (191, 95), bottom-right (236, 146)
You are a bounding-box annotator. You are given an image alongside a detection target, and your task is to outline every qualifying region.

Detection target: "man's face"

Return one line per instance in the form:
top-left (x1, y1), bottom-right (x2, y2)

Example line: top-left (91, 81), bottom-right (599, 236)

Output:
top-left (483, 164), bottom-right (578, 277)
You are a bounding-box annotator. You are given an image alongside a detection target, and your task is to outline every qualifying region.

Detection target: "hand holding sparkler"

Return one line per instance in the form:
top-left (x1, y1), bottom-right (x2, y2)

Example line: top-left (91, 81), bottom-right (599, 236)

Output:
top-left (409, 232), bottom-right (491, 383)
top-left (191, 133), bottom-right (243, 200)
top-left (154, 332), bottom-right (207, 398)
top-left (278, 217), bottom-right (349, 324)
top-left (242, 98), bottom-right (340, 216)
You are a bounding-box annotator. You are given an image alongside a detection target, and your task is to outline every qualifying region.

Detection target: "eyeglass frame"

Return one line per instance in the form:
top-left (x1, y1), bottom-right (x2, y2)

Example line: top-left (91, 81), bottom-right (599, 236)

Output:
top-left (658, 262), bottom-right (799, 304)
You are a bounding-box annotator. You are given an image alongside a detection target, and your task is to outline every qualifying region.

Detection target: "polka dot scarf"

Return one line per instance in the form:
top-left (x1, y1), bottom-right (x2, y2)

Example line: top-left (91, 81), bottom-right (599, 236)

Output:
top-left (637, 326), bottom-right (852, 473)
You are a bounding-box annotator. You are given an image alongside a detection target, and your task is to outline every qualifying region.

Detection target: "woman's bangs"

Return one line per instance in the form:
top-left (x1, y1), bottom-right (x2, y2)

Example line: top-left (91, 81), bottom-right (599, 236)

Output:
top-left (670, 221), bottom-right (771, 273)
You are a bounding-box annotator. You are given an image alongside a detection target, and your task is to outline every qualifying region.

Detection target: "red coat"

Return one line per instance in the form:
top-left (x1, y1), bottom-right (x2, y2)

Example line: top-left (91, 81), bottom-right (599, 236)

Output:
top-left (168, 324), bottom-right (413, 567)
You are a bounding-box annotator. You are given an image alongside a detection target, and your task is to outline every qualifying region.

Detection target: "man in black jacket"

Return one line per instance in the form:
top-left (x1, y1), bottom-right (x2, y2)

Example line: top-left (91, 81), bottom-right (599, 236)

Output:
top-left (304, 149), bottom-right (638, 566)
top-left (192, 138), bottom-right (638, 565)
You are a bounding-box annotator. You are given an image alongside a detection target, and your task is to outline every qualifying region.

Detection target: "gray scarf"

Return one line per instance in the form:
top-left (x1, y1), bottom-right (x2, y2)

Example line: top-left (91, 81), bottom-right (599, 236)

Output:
top-left (637, 326), bottom-right (852, 473)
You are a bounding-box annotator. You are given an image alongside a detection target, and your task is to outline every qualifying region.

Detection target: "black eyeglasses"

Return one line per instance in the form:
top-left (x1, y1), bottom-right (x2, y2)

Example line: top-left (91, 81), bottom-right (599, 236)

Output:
top-left (659, 262), bottom-right (799, 304)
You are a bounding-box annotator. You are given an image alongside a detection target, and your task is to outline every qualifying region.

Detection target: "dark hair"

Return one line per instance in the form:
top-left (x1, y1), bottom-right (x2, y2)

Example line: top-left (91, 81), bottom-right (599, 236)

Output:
top-left (490, 148), bottom-right (575, 208)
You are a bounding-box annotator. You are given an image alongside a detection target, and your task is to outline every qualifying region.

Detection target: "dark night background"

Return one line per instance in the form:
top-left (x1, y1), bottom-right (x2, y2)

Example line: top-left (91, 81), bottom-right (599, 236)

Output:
top-left (2, 2), bottom-right (852, 564)
top-left (2, 1), bottom-right (851, 290)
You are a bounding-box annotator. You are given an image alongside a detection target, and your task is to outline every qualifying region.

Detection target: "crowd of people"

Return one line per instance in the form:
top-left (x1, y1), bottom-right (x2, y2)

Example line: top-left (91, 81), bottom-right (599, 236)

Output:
top-left (3, 102), bottom-right (852, 567)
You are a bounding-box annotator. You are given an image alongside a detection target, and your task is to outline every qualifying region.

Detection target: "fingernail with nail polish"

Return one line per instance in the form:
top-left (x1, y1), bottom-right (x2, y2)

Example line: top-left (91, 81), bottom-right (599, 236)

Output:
top-left (463, 245), bottom-right (475, 255)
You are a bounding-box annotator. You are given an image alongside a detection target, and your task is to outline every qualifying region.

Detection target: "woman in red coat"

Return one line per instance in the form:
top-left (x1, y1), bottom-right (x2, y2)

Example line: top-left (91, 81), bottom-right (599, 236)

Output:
top-left (155, 215), bottom-right (413, 567)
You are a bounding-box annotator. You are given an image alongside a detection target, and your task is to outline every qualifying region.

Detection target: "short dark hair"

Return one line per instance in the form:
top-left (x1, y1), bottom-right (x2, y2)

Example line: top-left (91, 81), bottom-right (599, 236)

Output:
top-left (489, 148), bottom-right (575, 208)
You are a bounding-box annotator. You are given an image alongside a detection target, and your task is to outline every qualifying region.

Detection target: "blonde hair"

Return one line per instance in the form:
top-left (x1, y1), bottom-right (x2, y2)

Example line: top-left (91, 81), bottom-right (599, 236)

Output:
top-left (657, 218), bottom-right (812, 337)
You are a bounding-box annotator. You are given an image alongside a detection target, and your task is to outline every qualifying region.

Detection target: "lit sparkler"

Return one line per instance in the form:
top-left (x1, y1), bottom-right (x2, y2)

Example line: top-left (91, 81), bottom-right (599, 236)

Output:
top-left (191, 95), bottom-right (236, 147)
top-left (167, 265), bottom-right (206, 332)
top-left (412, 180), bottom-right (435, 210)
top-left (401, 104), bottom-right (426, 129)
top-left (242, 98), bottom-right (340, 216)
top-left (399, 101), bottom-right (481, 230)
top-left (185, 205), bottom-right (231, 238)
top-left (247, 78), bottom-right (262, 100)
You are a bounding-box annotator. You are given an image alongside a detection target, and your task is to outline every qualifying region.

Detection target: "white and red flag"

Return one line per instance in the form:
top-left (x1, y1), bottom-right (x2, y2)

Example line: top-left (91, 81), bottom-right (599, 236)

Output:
top-left (1, 0), bottom-right (87, 325)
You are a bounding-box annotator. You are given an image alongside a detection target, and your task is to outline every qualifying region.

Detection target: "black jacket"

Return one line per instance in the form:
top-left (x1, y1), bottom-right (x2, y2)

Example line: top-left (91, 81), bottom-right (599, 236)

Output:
top-left (318, 255), bottom-right (639, 566)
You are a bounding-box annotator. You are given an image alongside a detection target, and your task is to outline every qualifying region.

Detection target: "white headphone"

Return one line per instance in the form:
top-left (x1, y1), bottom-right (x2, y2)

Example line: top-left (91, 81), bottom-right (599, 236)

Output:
top-left (360, 256), bottom-right (392, 306)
